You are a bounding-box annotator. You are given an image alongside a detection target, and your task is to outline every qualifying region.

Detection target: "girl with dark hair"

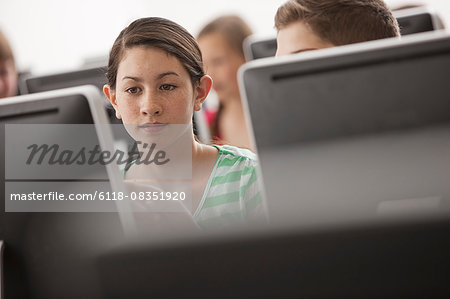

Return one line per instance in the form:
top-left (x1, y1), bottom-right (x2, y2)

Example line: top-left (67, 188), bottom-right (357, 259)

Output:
top-left (103, 17), bottom-right (266, 228)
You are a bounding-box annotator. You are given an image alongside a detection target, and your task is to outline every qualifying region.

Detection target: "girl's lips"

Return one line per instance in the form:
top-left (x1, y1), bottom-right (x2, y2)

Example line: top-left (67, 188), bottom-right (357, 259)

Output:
top-left (139, 123), bottom-right (167, 133)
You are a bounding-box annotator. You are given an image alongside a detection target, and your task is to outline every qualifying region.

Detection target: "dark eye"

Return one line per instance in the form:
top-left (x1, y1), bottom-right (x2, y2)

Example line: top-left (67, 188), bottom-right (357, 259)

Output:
top-left (126, 87), bottom-right (141, 94)
top-left (160, 84), bottom-right (176, 91)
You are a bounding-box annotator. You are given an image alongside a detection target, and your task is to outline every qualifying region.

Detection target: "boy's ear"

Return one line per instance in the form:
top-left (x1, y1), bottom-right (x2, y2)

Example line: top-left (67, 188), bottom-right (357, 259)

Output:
top-left (103, 84), bottom-right (121, 119)
top-left (194, 75), bottom-right (213, 111)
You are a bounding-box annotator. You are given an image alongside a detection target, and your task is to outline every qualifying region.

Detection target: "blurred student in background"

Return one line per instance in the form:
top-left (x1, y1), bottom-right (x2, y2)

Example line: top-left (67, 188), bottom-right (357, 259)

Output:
top-left (0, 29), bottom-right (18, 99)
top-left (275, 0), bottom-right (401, 57)
top-left (197, 15), bottom-right (253, 150)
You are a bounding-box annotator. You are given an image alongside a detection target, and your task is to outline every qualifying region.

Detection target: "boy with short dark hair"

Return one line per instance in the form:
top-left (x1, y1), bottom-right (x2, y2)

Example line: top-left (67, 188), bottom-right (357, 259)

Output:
top-left (275, 0), bottom-right (400, 56)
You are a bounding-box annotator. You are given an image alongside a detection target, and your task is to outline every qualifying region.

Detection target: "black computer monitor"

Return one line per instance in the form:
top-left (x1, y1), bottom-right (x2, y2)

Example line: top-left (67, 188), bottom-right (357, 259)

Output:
top-left (395, 7), bottom-right (445, 36)
top-left (0, 86), bottom-right (127, 298)
top-left (97, 216), bottom-right (450, 298)
top-left (239, 32), bottom-right (450, 223)
top-left (18, 66), bottom-right (107, 95)
top-left (243, 35), bottom-right (277, 61)
top-left (17, 65), bottom-right (127, 129)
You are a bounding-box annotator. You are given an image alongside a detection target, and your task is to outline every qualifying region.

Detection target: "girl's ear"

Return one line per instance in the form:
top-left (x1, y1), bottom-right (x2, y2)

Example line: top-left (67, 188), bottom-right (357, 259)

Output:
top-left (194, 75), bottom-right (213, 111)
top-left (103, 84), bottom-right (121, 119)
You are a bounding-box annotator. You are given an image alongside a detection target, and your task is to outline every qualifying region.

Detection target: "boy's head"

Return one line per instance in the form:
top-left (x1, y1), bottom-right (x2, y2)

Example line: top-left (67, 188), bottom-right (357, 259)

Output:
top-left (274, 0), bottom-right (400, 56)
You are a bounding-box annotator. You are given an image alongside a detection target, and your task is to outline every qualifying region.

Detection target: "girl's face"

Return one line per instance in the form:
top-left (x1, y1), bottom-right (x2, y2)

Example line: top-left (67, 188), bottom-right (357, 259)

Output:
top-left (105, 46), bottom-right (211, 127)
top-left (198, 33), bottom-right (245, 103)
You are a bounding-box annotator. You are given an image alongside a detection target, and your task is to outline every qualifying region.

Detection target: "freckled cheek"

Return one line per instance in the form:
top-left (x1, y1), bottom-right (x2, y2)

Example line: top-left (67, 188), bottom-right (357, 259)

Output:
top-left (125, 107), bottom-right (141, 117)
top-left (117, 101), bottom-right (141, 123)
top-left (170, 93), bottom-right (195, 121)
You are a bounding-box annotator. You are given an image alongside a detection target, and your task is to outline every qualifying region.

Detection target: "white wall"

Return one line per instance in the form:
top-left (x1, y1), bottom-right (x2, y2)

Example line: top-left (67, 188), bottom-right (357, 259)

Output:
top-left (0, 0), bottom-right (448, 74)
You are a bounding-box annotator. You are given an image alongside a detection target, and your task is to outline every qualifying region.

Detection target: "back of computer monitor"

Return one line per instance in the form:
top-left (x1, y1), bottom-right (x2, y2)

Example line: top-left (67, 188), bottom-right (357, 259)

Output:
top-left (18, 66), bottom-right (107, 95)
top-left (395, 7), bottom-right (445, 35)
top-left (97, 215), bottom-right (450, 298)
top-left (17, 65), bottom-right (125, 125)
top-left (243, 35), bottom-right (277, 61)
top-left (240, 32), bottom-right (450, 224)
top-left (0, 86), bottom-right (126, 298)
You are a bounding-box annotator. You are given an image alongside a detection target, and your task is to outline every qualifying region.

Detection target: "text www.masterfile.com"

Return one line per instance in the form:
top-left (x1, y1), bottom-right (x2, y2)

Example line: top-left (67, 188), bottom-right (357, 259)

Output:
top-left (9, 191), bottom-right (187, 201)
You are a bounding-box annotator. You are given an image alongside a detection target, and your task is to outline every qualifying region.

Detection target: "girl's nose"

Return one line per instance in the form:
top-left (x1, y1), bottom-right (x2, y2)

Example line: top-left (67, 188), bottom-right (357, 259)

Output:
top-left (140, 95), bottom-right (162, 117)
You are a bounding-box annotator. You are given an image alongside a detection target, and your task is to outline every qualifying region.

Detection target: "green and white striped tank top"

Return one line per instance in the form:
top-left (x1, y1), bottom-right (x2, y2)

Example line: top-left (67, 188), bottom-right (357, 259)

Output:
top-left (123, 144), bottom-right (267, 228)
top-left (193, 144), bottom-right (266, 228)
